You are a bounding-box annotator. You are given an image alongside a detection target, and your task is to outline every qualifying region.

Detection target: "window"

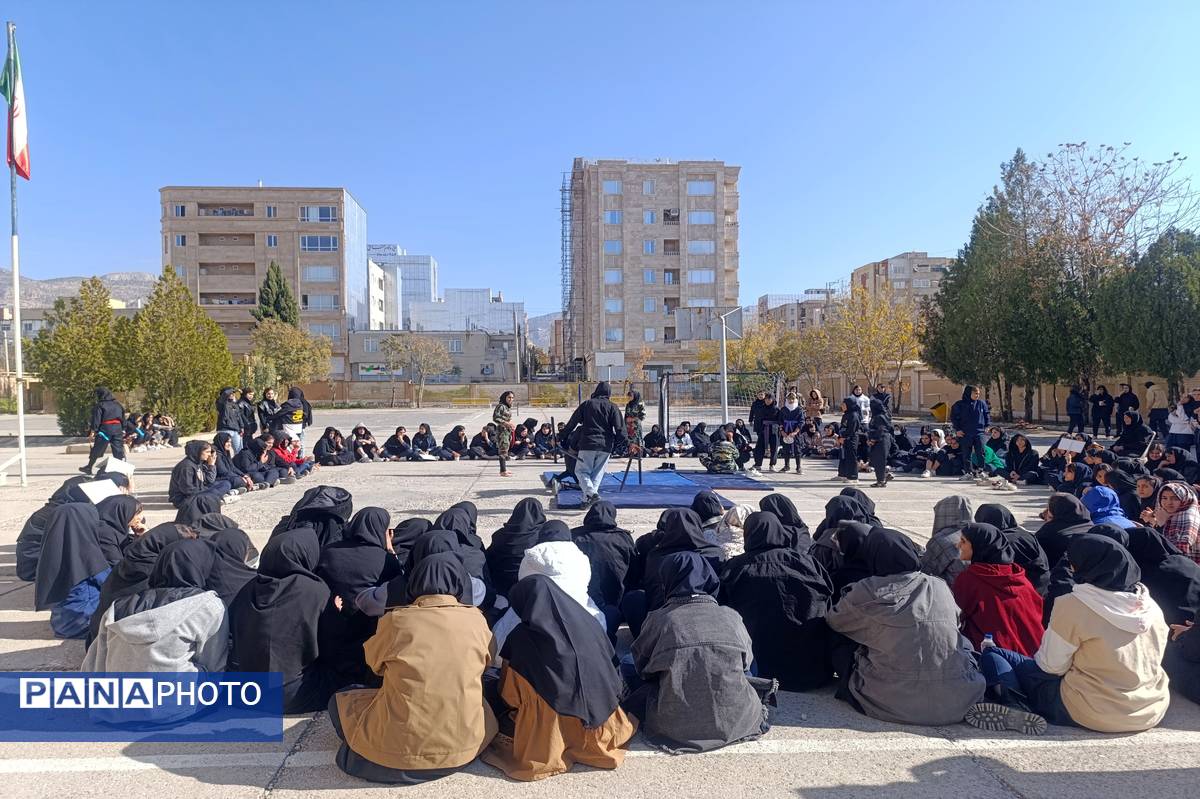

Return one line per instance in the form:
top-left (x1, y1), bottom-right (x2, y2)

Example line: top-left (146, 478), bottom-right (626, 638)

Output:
top-left (644, 327), bottom-right (656, 342)
top-left (603, 239), bottom-right (622, 254)
top-left (605, 327), bottom-right (623, 342)
top-left (448, 339), bottom-right (463, 353)
top-left (663, 239), bottom-right (680, 255)
top-left (307, 322), bottom-right (339, 339)
top-left (687, 240), bottom-right (716, 255)
top-left (891, 280), bottom-right (908, 288)
top-left (644, 297), bottom-right (658, 313)
top-left (664, 270), bottom-right (678, 285)
top-left (266, 234), bottom-right (278, 248)
top-left (664, 326), bottom-right (676, 342)
top-left (603, 180), bottom-right (622, 195)
top-left (643, 239), bottom-right (655, 255)
top-left (172, 204), bottom-right (186, 217)
top-left (299, 205), bottom-right (338, 222)
top-left (266, 205), bottom-right (277, 219)
top-left (363, 337), bottom-right (380, 353)
top-left (301, 293), bottom-right (338, 310)
top-left (688, 298), bottom-right (715, 307)
top-left (688, 269), bottom-right (715, 284)
top-left (301, 235), bottom-right (339, 251)
top-left (663, 208), bottom-right (680, 225)
top-left (686, 180), bottom-right (715, 196)
top-left (642, 179), bottom-right (655, 194)
top-left (687, 210), bottom-right (715, 224)
top-left (604, 210), bottom-right (622, 224)
top-left (174, 234), bottom-right (186, 247)
top-left (605, 298), bottom-right (623, 313)
top-left (303, 265), bottom-right (336, 282)
top-left (177, 266), bottom-right (187, 279)
top-left (604, 269), bottom-right (623, 284)
top-left (913, 278), bottom-right (932, 288)
top-left (643, 209), bottom-right (656, 224)
top-left (642, 269), bottom-right (655, 284)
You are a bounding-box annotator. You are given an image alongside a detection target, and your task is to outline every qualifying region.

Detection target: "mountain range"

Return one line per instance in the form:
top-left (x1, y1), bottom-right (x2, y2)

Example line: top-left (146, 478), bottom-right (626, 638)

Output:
top-left (526, 311), bottom-right (560, 349)
top-left (0, 268), bottom-right (158, 309)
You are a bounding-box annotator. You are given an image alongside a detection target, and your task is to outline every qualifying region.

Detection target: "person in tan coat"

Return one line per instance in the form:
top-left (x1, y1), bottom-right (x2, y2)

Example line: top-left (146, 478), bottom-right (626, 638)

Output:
top-left (483, 573), bottom-right (636, 781)
top-left (329, 553), bottom-right (497, 784)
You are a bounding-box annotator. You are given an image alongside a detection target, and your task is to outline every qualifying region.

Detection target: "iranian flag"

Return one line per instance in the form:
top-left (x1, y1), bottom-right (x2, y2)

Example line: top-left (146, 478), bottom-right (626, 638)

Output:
top-left (0, 30), bottom-right (29, 180)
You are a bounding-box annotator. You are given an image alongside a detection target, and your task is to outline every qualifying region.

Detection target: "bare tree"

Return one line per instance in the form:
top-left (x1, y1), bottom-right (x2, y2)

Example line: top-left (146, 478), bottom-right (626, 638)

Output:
top-left (381, 333), bottom-right (453, 408)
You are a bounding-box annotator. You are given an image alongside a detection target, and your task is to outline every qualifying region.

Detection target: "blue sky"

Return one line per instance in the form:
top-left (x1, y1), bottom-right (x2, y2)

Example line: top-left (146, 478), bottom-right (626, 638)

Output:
top-left (6, 1), bottom-right (1199, 314)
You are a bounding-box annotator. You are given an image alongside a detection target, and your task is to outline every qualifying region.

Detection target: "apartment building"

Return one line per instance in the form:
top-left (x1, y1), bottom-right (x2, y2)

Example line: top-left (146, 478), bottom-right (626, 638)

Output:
top-left (562, 158), bottom-right (741, 379)
top-left (160, 186), bottom-right (377, 376)
top-left (366, 244), bottom-right (439, 330)
top-left (850, 251), bottom-right (952, 304)
top-left (757, 289), bottom-right (836, 330)
top-left (349, 329), bottom-right (519, 382)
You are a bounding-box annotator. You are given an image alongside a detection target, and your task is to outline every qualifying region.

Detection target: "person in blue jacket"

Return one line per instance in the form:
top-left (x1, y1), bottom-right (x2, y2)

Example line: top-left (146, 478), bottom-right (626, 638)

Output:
top-left (951, 386), bottom-right (991, 478)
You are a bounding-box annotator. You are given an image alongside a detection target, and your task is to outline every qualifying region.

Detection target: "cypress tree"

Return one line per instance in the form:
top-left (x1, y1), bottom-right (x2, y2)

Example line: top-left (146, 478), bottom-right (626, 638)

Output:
top-left (252, 261), bottom-right (301, 327)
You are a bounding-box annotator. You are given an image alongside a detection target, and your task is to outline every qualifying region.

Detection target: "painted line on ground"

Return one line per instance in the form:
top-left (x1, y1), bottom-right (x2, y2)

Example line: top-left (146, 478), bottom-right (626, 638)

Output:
top-left (2, 730), bottom-right (1200, 773)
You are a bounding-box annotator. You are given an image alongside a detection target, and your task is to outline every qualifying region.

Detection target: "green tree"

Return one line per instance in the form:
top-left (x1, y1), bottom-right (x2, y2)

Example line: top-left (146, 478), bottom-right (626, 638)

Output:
top-left (131, 265), bottom-right (238, 433)
top-left (382, 332), bottom-right (453, 408)
top-left (248, 318), bottom-right (331, 387)
top-left (1096, 229), bottom-right (1200, 397)
top-left (26, 277), bottom-right (124, 434)
top-left (251, 261), bottom-right (301, 327)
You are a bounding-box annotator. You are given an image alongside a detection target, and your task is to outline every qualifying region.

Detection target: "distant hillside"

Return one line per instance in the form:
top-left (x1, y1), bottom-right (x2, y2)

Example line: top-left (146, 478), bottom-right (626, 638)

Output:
top-left (0, 269), bottom-right (158, 308)
top-left (527, 311), bottom-right (560, 349)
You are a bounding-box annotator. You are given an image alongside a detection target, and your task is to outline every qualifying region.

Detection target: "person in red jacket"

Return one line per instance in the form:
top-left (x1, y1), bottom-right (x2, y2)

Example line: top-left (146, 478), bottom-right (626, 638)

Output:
top-left (953, 523), bottom-right (1044, 656)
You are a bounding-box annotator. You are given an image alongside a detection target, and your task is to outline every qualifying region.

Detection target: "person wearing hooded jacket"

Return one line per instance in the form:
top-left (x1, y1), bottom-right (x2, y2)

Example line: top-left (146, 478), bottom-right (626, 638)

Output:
top-left (570, 501), bottom-right (636, 634)
top-left (950, 385), bottom-right (991, 477)
top-left (272, 387), bottom-right (314, 453)
top-left (719, 511), bottom-right (833, 690)
top-left (168, 440), bottom-right (240, 509)
top-left (1081, 486), bottom-right (1137, 529)
top-left (216, 387), bottom-right (245, 454)
top-left (866, 397), bottom-right (893, 488)
top-left (81, 387), bottom-right (126, 475)
top-left (835, 398), bottom-right (863, 482)
top-left (624, 552), bottom-right (774, 754)
top-left (1112, 410), bottom-right (1154, 457)
top-left (968, 534), bottom-right (1170, 735)
top-left (952, 523), bottom-right (1044, 655)
top-left (561, 382), bottom-right (629, 508)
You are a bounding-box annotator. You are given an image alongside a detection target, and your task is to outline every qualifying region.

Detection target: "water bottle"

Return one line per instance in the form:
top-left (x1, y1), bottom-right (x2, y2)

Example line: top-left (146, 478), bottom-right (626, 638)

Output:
top-left (981, 633), bottom-right (996, 650)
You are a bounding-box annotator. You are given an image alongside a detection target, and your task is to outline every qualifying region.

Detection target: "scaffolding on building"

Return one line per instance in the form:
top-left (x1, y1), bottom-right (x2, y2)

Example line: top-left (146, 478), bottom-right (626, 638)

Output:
top-left (560, 168), bottom-right (584, 379)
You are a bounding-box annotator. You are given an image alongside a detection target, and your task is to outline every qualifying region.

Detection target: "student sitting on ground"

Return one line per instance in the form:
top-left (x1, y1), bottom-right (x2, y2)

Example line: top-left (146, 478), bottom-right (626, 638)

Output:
top-left (382, 426), bottom-right (413, 461)
top-left (442, 425), bottom-right (470, 460)
top-left (700, 428), bottom-right (742, 474)
top-left (351, 426), bottom-right (382, 462)
top-left (234, 437), bottom-right (292, 487)
top-left (315, 427), bottom-right (355, 466)
top-left (668, 424), bottom-right (694, 456)
top-left (968, 534), bottom-right (1170, 735)
top-left (169, 440), bottom-right (242, 509)
top-left (486, 498), bottom-right (547, 598)
top-left (533, 423), bottom-right (560, 458)
top-left (272, 433), bottom-right (316, 477)
top-left (1154, 482), bottom-right (1200, 564)
top-left (330, 553), bottom-right (497, 785)
top-left (34, 502), bottom-right (129, 639)
top-left (826, 526), bottom-right (986, 726)
top-left (952, 523), bottom-right (1045, 655)
top-left (84, 538), bottom-right (228, 673)
top-left (624, 551), bottom-right (775, 754)
top-left (213, 432), bottom-right (263, 492)
top-left (642, 424), bottom-right (668, 457)
top-left (412, 423), bottom-right (449, 460)
top-left (570, 501), bottom-right (636, 639)
top-left (483, 574), bottom-right (636, 781)
top-left (921, 495), bottom-right (974, 585)
top-left (1082, 485), bottom-right (1137, 529)
top-left (469, 427), bottom-right (498, 460)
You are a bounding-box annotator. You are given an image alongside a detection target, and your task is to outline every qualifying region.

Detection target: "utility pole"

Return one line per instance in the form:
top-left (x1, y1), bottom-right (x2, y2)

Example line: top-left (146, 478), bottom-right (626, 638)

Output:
top-left (718, 307), bottom-right (741, 425)
top-left (512, 309), bottom-right (521, 383)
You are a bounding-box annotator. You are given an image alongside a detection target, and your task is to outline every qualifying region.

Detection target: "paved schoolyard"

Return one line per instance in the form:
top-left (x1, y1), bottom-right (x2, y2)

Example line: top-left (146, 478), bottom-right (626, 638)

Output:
top-left (0, 408), bottom-right (1197, 798)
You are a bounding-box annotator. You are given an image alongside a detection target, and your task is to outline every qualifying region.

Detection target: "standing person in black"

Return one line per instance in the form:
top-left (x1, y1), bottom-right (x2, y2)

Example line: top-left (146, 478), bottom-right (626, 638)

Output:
top-left (748, 391), bottom-right (767, 444)
top-left (1090, 385), bottom-right (1115, 438)
top-left (867, 398), bottom-right (894, 487)
top-left (561, 381), bottom-right (630, 509)
top-left (257, 387), bottom-right (281, 434)
top-left (836, 397), bottom-right (862, 483)
top-left (238, 387), bottom-right (259, 442)
top-left (872, 383), bottom-right (893, 415)
top-left (748, 392), bottom-right (780, 475)
top-left (1115, 384), bottom-right (1139, 437)
top-left (81, 387), bottom-right (126, 474)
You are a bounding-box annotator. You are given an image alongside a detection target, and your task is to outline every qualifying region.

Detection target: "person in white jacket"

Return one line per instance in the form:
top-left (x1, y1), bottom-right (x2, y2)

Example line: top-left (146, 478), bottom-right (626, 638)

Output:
top-left (1166, 402), bottom-right (1198, 450)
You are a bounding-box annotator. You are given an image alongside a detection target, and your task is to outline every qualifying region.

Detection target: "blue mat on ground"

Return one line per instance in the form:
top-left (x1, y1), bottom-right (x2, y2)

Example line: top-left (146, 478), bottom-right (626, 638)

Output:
top-left (540, 470), bottom-right (696, 489)
top-left (677, 471), bottom-right (775, 491)
top-left (554, 484), bottom-right (735, 510)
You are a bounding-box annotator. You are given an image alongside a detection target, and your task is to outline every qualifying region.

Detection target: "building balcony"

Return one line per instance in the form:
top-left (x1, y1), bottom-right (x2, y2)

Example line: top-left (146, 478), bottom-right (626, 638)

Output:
top-left (198, 204), bottom-right (253, 218)
top-left (200, 292), bottom-right (256, 307)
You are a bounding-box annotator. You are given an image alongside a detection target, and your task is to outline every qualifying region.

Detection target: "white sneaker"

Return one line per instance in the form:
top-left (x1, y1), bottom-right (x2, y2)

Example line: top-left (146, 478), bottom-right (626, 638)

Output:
top-left (921, 470), bottom-right (933, 479)
top-left (747, 467), bottom-right (761, 476)
top-left (976, 476), bottom-right (993, 486)
top-left (1000, 481), bottom-right (1018, 492)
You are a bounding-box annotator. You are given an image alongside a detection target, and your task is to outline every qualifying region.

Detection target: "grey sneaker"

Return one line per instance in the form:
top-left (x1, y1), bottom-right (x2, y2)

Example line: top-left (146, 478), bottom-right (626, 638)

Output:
top-left (964, 702), bottom-right (1047, 736)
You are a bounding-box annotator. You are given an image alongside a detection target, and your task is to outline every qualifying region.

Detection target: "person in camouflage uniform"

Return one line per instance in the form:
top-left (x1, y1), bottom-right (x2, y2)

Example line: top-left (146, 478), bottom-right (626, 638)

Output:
top-left (493, 390), bottom-right (516, 477)
top-left (701, 428), bottom-right (742, 474)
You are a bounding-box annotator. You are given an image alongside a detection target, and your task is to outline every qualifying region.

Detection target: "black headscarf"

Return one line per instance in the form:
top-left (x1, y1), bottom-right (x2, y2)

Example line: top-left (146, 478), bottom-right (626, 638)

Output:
top-left (90, 523), bottom-right (193, 644)
top-left (317, 507), bottom-right (400, 598)
top-left (1088, 522), bottom-right (1131, 549)
top-left (34, 503), bottom-right (110, 610)
top-left (205, 527), bottom-right (257, 605)
top-left (193, 512), bottom-right (240, 534)
top-left (814, 495), bottom-right (870, 541)
top-left (861, 527), bottom-right (922, 577)
top-left (690, 490), bottom-right (724, 524)
top-left (839, 488), bottom-right (882, 525)
top-left (1068, 533), bottom-right (1141, 592)
top-left (975, 503), bottom-right (1018, 530)
top-left (759, 493), bottom-right (812, 550)
top-left (869, 397), bottom-right (891, 426)
top-left (1124, 525), bottom-right (1183, 564)
top-left (576, 501), bottom-right (626, 535)
top-left (228, 527), bottom-right (330, 689)
top-left (95, 495), bottom-right (140, 562)
top-left (112, 538), bottom-right (215, 620)
top-left (435, 505), bottom-right (485, 551)
top-left (501, 574), bottom-right (622, 728)
top-left (1036, 493), bottom-right (1095, 564)
top-left (175, 493), bottom-right (222, 526)
top-left (961, 522), bottom-right (1015, 564)
top-left (660, 550), bottom-right (719, 598)
top-left (744, 511), bottom-right (792, 553)
top-left (487, 498), bottom-right (547, 596)
top-left (391, 552), bottom-right (469, 607)
top-left (654, 508), bottom-right (721, 559)
top-left (404, 530), bottom-right (473, 605)
top-left (538, 520), bottom-right (572, 544)
top-left (390, 518), bottom-right (433, 565)
top-left (271, 485), bottom-right (354, 548)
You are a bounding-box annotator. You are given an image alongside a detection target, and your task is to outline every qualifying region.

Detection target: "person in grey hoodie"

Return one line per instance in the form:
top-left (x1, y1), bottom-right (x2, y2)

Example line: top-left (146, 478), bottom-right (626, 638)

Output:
top-left (826, 526), bottom-right (986, 726)
top-left (921, 495), bottom-right (975, 586)
top-left (83, 538), bottom-right (228, 675)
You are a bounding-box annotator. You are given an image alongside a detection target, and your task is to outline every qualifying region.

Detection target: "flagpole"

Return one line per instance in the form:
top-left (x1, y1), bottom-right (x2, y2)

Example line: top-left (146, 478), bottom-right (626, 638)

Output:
top-left (6, 21), bottom-right (26, 487)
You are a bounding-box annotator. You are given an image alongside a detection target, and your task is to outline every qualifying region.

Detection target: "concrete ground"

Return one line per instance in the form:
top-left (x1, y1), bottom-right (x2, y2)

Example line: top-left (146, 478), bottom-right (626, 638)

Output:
top-left (0, 407), bottom-right (1197, 798)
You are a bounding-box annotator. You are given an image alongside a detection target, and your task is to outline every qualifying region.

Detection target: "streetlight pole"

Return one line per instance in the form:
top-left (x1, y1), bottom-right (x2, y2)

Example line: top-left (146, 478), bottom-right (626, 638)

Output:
top-left (718, 307), bottom-right (740, 425)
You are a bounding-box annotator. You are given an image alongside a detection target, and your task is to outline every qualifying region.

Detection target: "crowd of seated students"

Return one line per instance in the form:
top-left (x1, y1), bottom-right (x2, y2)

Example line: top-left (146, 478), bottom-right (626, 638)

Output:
top-left (17, 461), bottom-right (1200, 786)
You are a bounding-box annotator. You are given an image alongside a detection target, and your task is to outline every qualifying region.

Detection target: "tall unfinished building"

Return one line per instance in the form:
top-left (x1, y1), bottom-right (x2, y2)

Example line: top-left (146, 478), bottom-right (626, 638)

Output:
top-left (562, 158), bottom-right (741, 380)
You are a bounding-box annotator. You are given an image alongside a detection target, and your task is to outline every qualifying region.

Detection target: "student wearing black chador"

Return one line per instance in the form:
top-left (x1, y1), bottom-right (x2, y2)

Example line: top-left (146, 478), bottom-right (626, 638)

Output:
top-left (749, 393), bottom-right (781, 475)
top-left (229, 527), bottom-right (337, 713)
top-left (719, 511), bottom-right (834, 691)
top-left (270, 485), bottom-right (354, 548)
top-left (571, 500), bottom-right (636, 637)
top-left (867, 398), bottom-right (894, 488)
top-left (81, 386), bottom-right (126, 474)
top-left (835, 397), bottom-right (863, 482)
top-left (1112, 411), bottom-right (1154, 457)
top-left (1089, 385), bottom-right (1115, 437)
top-left (758, 493), bottom-right (812, 551)
top-left (486, 498), bottom-right (547, 598)
top-left (314, 427), bottom-right (355, 466)
top-left (1115, 384), bottom-right (1140, 436)
top-left (382, 426), bottom-right (413, 461)
top-left (443, 425), bottom-right (470, 460)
